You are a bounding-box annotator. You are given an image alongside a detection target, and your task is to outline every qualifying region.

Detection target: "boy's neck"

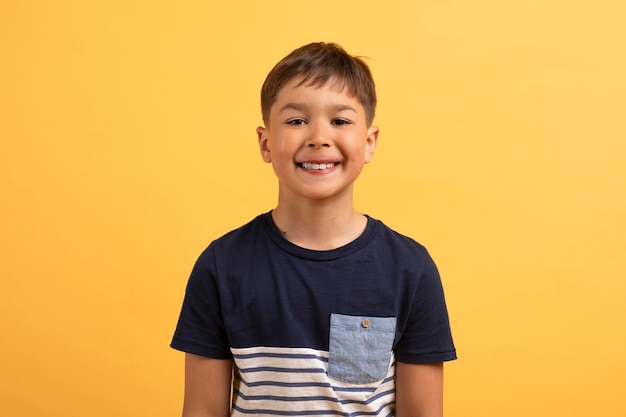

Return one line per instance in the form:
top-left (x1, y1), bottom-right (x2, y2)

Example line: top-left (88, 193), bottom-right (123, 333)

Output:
top-left (271, 199), bottom-right (367, 251)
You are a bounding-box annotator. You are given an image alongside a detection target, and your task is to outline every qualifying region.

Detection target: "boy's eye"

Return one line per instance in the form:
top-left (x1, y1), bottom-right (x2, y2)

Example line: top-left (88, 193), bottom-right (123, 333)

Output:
top-left (331, 119), bottom-right (350, 126)
top-left (287, 118), bottom-right (307, 125)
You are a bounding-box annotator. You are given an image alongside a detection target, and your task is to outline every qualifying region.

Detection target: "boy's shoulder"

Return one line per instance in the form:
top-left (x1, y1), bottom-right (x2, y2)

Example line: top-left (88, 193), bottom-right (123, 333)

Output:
top-left (204, 212), bottom-right (270, 251)
top-left (368, 215), bottom-right (427, 249)
top-left (191, 213), bottom-right (269, 269)
top-left (368, 216), bottom-right (430, 263)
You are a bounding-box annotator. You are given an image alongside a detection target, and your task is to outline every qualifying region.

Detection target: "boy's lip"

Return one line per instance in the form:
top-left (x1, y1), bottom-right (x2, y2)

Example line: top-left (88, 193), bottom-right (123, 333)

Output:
top-left (299, 162), bottom-right (338, 170)
top-left (296, 159), bottom-right (341, 170)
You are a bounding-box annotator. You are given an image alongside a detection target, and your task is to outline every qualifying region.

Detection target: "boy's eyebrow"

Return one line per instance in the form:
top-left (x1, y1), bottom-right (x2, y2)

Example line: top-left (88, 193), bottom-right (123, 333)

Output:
top-left (279, 102), bottom-right (358, 113)
top-left (279, 103), bottom-right (307, 113)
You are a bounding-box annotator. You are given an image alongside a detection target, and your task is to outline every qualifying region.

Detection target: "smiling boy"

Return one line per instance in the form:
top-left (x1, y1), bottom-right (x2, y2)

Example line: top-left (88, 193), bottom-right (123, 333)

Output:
top-left (171, 42), bottom-right (456, 417)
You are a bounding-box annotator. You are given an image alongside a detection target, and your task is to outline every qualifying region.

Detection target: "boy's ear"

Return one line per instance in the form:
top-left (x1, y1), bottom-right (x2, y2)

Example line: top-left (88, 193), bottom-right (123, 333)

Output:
top-left (257, 126), bottom-right (272, 163)
top-left (364, 125), bottom-right (379, 164)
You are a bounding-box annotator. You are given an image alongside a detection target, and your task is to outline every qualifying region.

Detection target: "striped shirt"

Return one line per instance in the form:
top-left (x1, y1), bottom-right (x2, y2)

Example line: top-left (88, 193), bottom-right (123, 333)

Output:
top-left (231, 347), bottom-right (395, 416)
top-left (171, 212), bottom-right (456, 415)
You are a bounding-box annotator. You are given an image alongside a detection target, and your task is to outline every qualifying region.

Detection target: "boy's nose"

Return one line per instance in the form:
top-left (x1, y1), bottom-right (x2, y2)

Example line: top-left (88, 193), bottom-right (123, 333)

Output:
top-left (307, 140), bottom-right (330, 148)
top-left (306, 125), bottom-right (331, 148)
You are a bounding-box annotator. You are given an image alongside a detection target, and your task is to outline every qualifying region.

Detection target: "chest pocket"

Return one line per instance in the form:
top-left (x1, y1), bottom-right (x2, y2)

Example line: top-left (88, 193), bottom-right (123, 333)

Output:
top-left (328, 314), bottom-right (397, 384)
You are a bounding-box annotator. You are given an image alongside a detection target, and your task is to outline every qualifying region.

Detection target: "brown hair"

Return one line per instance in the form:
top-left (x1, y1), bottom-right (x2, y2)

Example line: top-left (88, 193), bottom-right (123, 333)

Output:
top-left (260, 42), bottom-right (377, 126)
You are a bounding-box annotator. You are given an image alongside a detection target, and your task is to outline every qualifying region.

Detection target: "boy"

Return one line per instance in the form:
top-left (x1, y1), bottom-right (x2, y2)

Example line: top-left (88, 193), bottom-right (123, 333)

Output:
top-left (171, 42), bottom-right (456, 417)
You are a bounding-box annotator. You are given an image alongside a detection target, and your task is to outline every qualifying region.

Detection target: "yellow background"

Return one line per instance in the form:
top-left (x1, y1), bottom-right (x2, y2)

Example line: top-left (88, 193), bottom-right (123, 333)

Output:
top-left (1, 0), bottom-right (625, 415)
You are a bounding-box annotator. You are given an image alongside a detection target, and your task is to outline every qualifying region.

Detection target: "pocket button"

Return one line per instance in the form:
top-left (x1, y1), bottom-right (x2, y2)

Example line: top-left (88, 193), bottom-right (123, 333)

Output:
top-left (361, 319), bottom-right (371, 328)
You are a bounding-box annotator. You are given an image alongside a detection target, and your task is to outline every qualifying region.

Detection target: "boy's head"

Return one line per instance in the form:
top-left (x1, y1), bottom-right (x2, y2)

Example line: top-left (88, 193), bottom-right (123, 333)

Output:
top-left (260, 42), bottom-right (377, 127)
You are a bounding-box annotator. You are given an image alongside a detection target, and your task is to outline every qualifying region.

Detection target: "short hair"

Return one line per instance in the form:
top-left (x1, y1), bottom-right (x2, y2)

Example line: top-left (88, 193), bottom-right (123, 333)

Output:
top-left (260, 42), bottom-right (377, 126)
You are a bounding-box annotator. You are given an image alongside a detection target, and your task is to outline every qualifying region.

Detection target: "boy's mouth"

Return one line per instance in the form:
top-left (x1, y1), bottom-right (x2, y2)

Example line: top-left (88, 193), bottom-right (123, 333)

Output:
top-left (298, 162), bottom-right (337, 170)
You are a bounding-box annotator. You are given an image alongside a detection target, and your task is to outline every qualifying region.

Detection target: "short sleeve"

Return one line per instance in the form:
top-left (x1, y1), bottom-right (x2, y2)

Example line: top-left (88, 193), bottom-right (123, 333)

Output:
top-left (170, 245), bottom-right (232, 359)
top-left (394, 250), bottom-right (456, 364)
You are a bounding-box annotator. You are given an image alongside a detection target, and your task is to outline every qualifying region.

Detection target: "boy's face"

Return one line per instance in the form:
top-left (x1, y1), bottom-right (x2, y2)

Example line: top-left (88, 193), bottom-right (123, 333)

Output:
top-left (257, 76), bottom-right (379, 203)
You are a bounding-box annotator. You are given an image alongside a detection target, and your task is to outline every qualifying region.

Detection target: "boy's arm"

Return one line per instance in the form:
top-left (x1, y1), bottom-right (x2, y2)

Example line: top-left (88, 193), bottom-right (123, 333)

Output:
top-left (395, 362), bottom-right (444, 417)
top-left (182, 353), bottom-right (232, 417)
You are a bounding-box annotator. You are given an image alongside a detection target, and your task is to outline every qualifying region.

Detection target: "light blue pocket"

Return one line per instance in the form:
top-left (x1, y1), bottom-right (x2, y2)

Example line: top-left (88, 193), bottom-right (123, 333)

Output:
top-left (328, 314), bottom-right (397, 384)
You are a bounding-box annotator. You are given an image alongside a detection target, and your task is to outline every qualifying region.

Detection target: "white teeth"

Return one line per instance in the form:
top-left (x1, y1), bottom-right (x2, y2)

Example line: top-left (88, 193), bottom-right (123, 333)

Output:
top-left (301, 162), bottom-right (336, 170)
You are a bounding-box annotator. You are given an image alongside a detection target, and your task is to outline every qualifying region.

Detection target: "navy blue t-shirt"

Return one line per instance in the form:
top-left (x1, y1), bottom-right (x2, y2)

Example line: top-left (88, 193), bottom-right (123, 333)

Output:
top-left (171, 212), bottom-right (456, 415)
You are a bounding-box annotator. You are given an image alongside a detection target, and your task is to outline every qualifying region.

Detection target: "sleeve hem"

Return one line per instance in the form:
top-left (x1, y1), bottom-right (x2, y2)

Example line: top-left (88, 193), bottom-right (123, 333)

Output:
top-left (395, 349), bottom-right (457, 364)
top-left (170, 338), bottom-right (232, 360)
